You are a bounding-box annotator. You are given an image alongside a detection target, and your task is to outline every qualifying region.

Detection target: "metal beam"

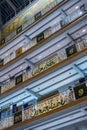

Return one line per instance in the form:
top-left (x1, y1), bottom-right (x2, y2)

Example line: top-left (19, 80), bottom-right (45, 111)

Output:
top-left (73, 64), bottom-right (86, 77)
top-left (24, 35), bottom-right (32, 42)
top-left (25, 88), bottom-right (40, 99)
top-left (66, 33), bottom-right (76, 44)
top-left (25, 58), bottom-right (35, 68)
top-left (6, 0), bottom-right (16, 14)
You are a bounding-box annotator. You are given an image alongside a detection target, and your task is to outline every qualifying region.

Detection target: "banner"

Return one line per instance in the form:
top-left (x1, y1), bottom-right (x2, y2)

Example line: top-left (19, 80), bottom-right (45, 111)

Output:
top-left (16, 25), bottom-right (22, 34)
top-left (0, 38), bottom-right (5, 46)
top-left (14, 111), bottom-right (22, 124)
top-left (36, 32), bottom-right (44, 43)
top-left (74, 83), bottom-right (87, 99)
top-left (15, 74), bottom-right (23, 85)
top-left (16, 47), bottom-right (22, 57)
top-left (66, 44), bottom-right (77, 57)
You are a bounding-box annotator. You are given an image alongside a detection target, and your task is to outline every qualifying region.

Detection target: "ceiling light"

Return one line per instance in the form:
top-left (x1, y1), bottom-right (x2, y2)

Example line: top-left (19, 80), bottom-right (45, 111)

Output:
top-left (79, 11), bottom-right (83, 15)
top-left (75, 6), bottom-right (79, 9)
top-left (82, 29), bottom-right (86, 33)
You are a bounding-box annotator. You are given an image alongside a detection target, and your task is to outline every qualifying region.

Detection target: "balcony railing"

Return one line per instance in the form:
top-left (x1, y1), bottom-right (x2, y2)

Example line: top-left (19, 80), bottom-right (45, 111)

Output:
top-left (0, 80), bottom-right (87, 130)
top-left (0, 38), bottom-right (87, 94)
top-left (0, 0), bottom-right (63, 46)
top-left (0, 6), bottom-right (87, 69)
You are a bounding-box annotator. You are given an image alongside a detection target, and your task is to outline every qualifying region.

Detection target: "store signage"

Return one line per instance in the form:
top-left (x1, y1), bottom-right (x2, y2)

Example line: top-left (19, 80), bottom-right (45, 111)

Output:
top-left (33, 55), bottom-right (58, 75)
top-left (36, 32), bottom-right (44, 43)
top-left (16, 25), bottom-right (22, 34)
top-left (35, 11), bottom-right (42, 20)
top-left (14, 111), bottom-right (22, 124)
top-left (66, 44), bottom-right (77, 57)
top-left (16, 47), bottom-right (22, 57)
top-left (74, 83), bottom-right (87, 99)
top-left (0, 38), bottom-right (5, 46)
top-left (15, 74), bottom-right (23, 85)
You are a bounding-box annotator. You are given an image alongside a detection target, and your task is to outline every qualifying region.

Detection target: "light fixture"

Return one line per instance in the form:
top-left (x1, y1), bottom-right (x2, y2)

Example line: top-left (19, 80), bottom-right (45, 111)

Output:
top-left (75, 6), bottom-right (79, 9)
top-left (82, 29), bottom-right (86, 33)
top-left (79, 11), bottom-right (83, 15)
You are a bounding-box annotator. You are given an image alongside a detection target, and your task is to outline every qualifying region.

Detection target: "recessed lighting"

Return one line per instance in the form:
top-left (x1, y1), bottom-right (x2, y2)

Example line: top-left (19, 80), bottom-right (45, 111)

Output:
top-left (79, 11), bottom-right (82, 15)
top-left (82, 29), bottom-right (86, 33)
top-left (75, 6), bottom-right (79, 9)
